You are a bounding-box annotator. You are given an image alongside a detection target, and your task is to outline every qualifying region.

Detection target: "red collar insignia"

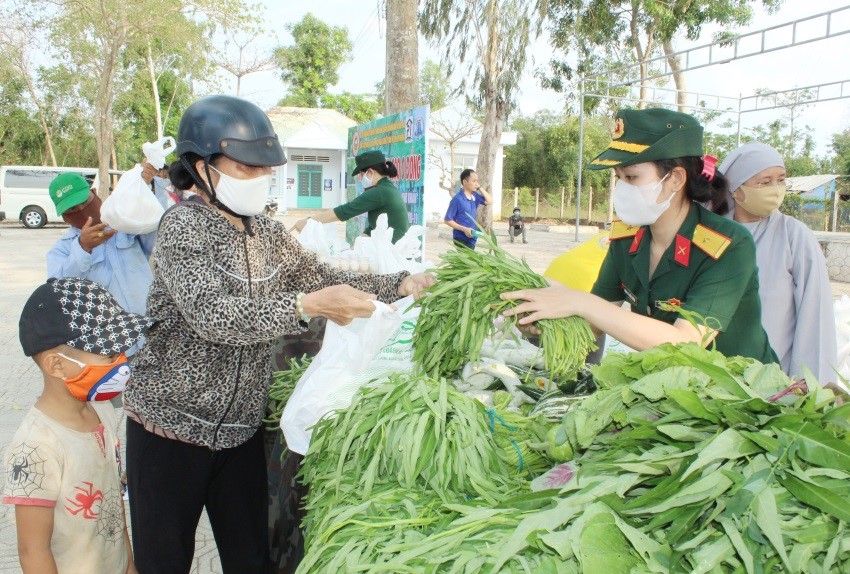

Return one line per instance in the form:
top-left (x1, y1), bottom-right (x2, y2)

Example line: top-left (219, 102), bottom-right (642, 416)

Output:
top-left (629, 228), bottom-right (645, 254)
top-left (674, 234), bottom-right (691, 267)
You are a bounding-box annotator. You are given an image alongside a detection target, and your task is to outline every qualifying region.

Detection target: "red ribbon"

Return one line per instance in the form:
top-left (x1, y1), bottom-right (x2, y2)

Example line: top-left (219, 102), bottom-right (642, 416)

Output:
top-left (701, 154), bottom-right (718, 182)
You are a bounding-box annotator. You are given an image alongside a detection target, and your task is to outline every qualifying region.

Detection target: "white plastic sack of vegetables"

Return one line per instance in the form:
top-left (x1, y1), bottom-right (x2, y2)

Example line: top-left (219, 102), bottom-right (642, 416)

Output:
top-left (281, 296), bottom-right (419, 454)
top-left (352, 214), bottom-right (432, 274)
top-left (296, 218), bottom-right (350, 256)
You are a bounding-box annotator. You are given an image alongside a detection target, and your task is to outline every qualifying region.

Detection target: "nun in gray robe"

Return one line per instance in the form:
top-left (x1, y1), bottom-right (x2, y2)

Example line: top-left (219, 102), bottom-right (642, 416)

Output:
top-left (719, 142), bottom-right (837, 385)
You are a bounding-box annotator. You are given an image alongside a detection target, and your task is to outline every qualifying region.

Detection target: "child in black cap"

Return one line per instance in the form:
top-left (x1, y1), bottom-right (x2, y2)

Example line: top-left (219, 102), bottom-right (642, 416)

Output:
top-left (3, 278), bottom-right (154, 573)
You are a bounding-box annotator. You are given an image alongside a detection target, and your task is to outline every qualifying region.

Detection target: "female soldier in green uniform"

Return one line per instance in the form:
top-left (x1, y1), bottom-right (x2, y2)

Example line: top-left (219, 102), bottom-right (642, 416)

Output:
top-left (503, 108), bottom-right (777, 364)
top-left (292, 150), bottom-right (410, 244)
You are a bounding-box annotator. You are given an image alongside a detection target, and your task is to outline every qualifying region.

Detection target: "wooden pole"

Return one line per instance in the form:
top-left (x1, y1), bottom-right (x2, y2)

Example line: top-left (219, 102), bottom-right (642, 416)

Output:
top-left (559, 186), bottom-right (565, 219)
top-left (513, 187), bottom-right (518, 209)
top-left (534, 187), bottom-right (540, 219)
top-left (831, 186), bottom-right (839, 232)
top-left (587, 186), bottom-right (593, 223)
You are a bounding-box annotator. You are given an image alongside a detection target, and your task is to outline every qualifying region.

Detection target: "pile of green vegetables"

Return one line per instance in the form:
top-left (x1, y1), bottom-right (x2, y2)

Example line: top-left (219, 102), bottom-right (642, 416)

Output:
top-left (264, 355), bottom-right (311, 430)
top-left (296, 344), bottom-right (849, 573)
top-left (297, 373), bottom-right (547, 573)
top-left (411, 231), bottom-right (596, 381)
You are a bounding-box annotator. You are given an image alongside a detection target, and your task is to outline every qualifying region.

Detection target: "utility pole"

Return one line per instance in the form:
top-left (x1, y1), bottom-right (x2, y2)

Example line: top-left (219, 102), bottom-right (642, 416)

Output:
top-left (384, 0), bottom-right (419, 115)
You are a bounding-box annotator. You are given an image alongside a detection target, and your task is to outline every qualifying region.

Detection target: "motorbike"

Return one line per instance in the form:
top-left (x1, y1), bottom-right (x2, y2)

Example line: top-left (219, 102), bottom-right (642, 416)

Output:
top-left (264, 198), bottom-right (279, 218)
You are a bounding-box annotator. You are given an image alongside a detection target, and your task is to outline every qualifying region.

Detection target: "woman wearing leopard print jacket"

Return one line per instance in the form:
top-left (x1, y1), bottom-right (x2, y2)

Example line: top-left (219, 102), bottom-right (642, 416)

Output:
top-left (123, 95), bottom-right (434, 574)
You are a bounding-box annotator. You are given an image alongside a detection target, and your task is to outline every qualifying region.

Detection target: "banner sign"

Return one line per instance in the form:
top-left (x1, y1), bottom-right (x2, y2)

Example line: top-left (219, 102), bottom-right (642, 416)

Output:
top-left (345, 105), bottom-right (429, 244)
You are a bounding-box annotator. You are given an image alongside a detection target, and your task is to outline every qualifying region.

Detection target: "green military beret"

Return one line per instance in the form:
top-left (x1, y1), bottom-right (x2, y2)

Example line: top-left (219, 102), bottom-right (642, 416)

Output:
top-left (589, 108), bottom-right (704, 170)
top-left (351, 150), bottom-right (387, 176)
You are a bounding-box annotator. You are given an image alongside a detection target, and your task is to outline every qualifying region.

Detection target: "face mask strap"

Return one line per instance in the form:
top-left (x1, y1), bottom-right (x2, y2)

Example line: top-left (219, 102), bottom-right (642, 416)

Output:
top-left (199, 158), bottom-right (256, 235)
top-left (57, 352), bottom-right (86, 368)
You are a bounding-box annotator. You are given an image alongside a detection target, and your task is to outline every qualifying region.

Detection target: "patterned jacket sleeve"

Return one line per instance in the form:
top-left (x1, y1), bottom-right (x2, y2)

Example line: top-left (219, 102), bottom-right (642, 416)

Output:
top-left (154, 208), bottom-right (307, 345)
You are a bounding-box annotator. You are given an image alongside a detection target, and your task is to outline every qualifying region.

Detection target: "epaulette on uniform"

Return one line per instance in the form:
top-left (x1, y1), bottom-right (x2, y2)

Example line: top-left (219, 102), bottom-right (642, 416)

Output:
top-left (692, 224), bottom-right (732, 260)
top-left (609, 220), bottom-right (642, 240)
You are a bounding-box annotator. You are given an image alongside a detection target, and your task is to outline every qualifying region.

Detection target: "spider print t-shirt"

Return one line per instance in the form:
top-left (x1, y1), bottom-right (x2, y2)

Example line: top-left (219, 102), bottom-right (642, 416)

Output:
top-left (2, 402), bottom-right (127, 574)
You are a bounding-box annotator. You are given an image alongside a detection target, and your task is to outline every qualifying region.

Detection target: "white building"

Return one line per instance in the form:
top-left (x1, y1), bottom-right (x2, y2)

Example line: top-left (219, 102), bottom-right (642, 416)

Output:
top-left (267, 107), bottom-right (355, 211)
top-left (265, 105), bottom-right (516, 220)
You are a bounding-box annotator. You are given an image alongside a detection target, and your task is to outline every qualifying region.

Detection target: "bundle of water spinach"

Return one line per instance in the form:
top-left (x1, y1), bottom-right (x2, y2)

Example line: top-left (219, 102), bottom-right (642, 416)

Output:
top-left (412, 231), bottom-right (596, 381)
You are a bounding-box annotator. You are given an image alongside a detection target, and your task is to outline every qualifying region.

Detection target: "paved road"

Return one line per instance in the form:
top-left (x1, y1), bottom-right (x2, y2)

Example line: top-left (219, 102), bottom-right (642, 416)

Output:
top-left (1, 216), bottom-right (848, 572)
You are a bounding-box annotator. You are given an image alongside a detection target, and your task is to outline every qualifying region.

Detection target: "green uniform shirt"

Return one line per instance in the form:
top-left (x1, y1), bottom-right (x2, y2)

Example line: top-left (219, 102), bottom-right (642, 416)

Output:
top-left (591, 203), bottom-right (778, 364)
top-left (333, 177), bottom-right (410, 244)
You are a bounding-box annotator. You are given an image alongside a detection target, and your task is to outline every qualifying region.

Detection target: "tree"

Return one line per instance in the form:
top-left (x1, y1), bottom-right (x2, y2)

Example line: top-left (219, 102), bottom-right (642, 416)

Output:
top-left (419, 60), bottom-right (450, 111)
top-left (547, 1), bottom-right (782, 112)
top-left (275, 13), bottom-right (352, 108)
top-left (422, 0), bottom-right (547, 229)
top-left (0, 25), bottom-right (60, 165)
top-left (832, 128), bottom-right (850, 177)
top-left (429, 110), bottom-right (482, 194)
top-left (16, 0), bottom-right (255, 199)
top-left (216, 30), bottom-right (275, 98)
top-left (321, 92), bottom-right (381, 123)
top-left (385, 0), bottom-right (419, 114)
top-left (374, 59), bottom-right (451, 111)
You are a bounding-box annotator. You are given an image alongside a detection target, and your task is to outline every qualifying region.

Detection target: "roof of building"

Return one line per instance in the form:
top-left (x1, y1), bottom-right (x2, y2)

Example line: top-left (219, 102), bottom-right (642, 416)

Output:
top-left (266, 107), bottom-right (356, 150)
top-left (786, 174), bottom-right (839, 193)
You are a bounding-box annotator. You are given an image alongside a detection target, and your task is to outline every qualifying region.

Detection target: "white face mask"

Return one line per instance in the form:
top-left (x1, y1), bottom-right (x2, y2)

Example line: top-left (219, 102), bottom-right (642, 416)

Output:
top-left (613, 174), bottom-right (674, 226)
top-left (209, 165), bottom-right (271, 216)
top-left (361, 171), bottom-right (373, 188)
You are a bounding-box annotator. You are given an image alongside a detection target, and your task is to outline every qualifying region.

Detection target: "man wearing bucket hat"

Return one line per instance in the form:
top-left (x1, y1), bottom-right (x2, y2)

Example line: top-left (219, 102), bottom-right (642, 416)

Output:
top-left (46, 172), bottom-right (155, 322)
top-left (719, 142), bottom-right (837, 387)
top-left (502, 108), bottom-right (777, 364)
top-left (291, 149), bottom-right (410, 243)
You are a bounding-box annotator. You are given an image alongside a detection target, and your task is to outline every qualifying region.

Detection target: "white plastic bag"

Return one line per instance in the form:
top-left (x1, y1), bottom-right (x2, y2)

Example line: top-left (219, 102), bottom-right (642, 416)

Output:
top-left (296, 218), bottom-right (349, 256)
top-left (281, 297), bottom-right (419, 454)
top-left (142, 137), bottom-right (176, 169)
top-left (352, 214), bottom-right (432, 274)
top-left (100, 164), bottom-right (164, 235)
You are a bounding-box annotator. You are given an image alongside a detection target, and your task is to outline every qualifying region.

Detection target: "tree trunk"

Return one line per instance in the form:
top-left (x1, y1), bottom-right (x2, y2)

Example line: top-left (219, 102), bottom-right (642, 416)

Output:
top-left (663, 39), bottom-right (687, 112)
top-left (147, 41), bottom-right (163, 139)
top-left (384, 0), bottom-right (419, 115)
top-left (448, 141), bottom-right (457, 196)
top-left (36, 106), bottom-right (57, 167)
top-left (476, 0), bottom-right (502, 232)
top-left (94, 39), bottom-right (122, 200)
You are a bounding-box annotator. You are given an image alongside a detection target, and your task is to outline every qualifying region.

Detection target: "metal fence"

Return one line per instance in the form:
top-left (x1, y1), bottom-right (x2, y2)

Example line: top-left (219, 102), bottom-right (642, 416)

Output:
top-left (502, 186), bottom-right (850, 232)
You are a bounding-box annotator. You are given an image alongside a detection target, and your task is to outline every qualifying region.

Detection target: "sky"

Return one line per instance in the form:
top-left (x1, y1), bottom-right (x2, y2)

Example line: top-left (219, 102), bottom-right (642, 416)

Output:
top-left (230, 0), bottom-right (850, 158)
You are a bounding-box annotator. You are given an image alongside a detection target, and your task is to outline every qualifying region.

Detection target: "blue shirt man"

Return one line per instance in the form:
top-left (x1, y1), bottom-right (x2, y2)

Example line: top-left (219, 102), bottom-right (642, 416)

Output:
top-left (444, 168), bottom-right (493, 249)
top-left (46, 172), bottom-right (155, 355)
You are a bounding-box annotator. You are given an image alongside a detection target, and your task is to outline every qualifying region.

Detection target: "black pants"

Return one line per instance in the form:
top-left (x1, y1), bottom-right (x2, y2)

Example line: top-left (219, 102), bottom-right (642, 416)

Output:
top-left (126, 419), bottom-right (269, 574)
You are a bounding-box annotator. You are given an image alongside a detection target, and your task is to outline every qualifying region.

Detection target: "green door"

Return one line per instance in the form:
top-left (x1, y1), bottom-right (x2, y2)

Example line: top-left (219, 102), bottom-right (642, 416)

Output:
top-left (296, 165), bottom-right (323, 208)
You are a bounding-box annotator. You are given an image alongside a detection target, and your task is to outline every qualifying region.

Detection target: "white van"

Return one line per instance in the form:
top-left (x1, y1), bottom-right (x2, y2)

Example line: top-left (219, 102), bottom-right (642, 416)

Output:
top-left (0, 166), bottom-right (105, 228)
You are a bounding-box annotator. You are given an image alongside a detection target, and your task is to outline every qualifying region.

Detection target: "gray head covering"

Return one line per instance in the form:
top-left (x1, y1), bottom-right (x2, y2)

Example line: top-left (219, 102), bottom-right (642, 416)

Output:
top-left (719, 142), bottom-right (785, 195)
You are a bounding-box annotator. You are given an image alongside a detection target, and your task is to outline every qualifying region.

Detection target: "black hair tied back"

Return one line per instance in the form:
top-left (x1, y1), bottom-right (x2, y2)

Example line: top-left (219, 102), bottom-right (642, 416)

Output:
top-left (372, 160), bottom-right (398, 178)
top-left (656, 157), bottom-right (730, 216)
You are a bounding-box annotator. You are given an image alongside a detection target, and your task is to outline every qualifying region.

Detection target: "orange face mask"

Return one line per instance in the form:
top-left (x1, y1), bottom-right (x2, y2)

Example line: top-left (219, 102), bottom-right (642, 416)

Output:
top-left (58, 353), bottom-right (131, 402)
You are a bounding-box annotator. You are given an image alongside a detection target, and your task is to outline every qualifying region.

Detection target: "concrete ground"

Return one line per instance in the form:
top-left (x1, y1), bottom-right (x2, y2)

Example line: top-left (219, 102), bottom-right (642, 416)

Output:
top-left (1, 214), bottom-right (848, 572)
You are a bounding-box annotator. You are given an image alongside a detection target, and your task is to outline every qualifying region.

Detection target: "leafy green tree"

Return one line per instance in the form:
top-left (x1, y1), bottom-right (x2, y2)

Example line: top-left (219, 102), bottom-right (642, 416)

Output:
top-left (15, 0), bottom-right (255, 198)
top-left (422, 0), bottom-right (547, 229)
top-left (275, 13), bottom-right (352, 107)
top-left (419, 60), bottom-right (450, 110)
top-left (831, 128), bottom-right (850, 176)
top-left (547, 0), bottom-right (782, 111)
top-left (374, 59), bottom-right (451, 111)
top-left (504, 111), bottom-right (616, 218)
top-left (320, 92), bottom-right (381, 124)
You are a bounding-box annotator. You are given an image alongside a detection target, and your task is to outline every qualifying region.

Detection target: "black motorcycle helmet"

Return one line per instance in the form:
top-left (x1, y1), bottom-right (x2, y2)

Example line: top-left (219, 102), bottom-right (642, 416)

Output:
top-left (174, 95), bottom-right (286, 233)
top-left (176, 95), bottom-right (286, 166)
